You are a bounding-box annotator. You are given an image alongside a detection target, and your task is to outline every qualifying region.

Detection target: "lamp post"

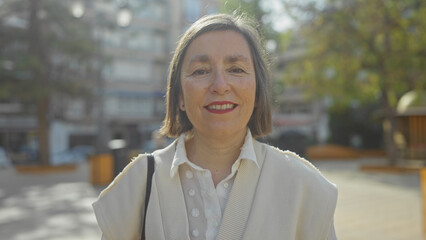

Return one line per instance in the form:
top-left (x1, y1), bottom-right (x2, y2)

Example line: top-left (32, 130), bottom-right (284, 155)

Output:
top-left (70, 1), bottom-right (85, 19)
top-left (117, 0), bottom-right (132, 28)
top-left (71, 0), bottom-right (133, 27)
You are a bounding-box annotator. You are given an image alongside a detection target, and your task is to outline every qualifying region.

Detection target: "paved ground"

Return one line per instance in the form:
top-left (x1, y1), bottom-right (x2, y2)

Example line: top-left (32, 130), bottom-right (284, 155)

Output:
top-left (315, 159), bottom-right (422, 240)
top-left (0, 163), bottom-right (102, 240)
top-left (0, 158), bottom-right (422, 240)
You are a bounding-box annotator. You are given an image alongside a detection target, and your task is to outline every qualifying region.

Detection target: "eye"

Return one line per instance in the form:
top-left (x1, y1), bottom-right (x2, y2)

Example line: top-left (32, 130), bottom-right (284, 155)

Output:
top-left (192, 69), bottom-right (209, 76)
top-left (229, 67), bottom-right (245, 74)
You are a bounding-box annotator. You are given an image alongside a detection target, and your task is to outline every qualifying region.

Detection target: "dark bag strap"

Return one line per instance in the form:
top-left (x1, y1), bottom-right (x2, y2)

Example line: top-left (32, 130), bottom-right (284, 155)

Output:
top-left (141, 154), bottom-right (155, 240)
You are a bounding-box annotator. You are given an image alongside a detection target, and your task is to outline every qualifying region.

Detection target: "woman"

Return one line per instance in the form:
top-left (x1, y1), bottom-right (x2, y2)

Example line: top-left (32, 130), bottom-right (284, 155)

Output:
top-left (93, 13), bottom-right (338, 240)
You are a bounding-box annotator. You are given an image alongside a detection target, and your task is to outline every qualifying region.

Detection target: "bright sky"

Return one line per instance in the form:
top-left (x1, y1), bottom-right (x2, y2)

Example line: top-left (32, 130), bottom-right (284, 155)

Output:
top-left (261, 0), bottom-right (295, 32)
top-left (261, 0), bottom-right (325, 32)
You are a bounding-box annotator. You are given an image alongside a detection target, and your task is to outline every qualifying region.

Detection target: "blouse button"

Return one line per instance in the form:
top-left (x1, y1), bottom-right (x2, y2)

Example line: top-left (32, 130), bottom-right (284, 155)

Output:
top-left (185, 170), bottom-right (193, 179)
top-left (188, 188), bottom-right (196, 197)
top-left (192, 228), bottom-right (200, 237)
top-left (191, 208), bottom-right (200, 217)
top-left (223, 182), bottom-right (229, 188)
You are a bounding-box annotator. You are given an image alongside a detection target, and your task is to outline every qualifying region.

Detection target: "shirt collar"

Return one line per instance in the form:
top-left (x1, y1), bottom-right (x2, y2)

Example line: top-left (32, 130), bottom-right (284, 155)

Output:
top-left (170, 129), bottom-right (259, 178)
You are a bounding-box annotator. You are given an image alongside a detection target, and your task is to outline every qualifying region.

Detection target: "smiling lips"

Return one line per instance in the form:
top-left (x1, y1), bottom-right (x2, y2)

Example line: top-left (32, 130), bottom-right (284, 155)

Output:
top-left (205, 101), bottom-right (237, 114)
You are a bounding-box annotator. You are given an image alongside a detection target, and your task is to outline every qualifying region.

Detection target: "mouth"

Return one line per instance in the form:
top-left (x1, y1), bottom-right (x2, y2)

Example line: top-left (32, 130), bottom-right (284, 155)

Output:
top-left (205, 101), bottom-right (237, 114)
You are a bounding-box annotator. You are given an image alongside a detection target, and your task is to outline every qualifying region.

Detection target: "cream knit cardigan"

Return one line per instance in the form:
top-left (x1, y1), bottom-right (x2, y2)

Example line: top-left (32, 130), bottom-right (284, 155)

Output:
top-left (93, 138), bottom-right (338, 240)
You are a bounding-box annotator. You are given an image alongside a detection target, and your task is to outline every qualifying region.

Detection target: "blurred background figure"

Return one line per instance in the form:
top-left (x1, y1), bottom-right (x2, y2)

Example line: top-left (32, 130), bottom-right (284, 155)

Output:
top-left (0, 146), bottom-right (11, 168)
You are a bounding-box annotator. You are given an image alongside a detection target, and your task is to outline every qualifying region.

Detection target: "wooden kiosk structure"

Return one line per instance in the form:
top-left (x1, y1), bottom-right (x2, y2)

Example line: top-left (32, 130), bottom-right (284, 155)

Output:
top-left (397, 91), bottom-right (426, 238)
top-left (396, 91), bottom-right (426, 160)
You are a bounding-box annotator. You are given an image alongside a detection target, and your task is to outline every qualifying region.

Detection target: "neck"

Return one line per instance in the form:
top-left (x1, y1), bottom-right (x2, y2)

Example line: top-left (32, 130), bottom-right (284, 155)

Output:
top-left (185, 129), bottom-right (247, 186)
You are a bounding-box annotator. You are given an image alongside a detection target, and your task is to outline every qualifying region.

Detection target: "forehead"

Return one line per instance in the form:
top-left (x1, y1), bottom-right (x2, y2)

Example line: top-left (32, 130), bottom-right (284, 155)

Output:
top-left (183, 30), bottom-right (253, 64)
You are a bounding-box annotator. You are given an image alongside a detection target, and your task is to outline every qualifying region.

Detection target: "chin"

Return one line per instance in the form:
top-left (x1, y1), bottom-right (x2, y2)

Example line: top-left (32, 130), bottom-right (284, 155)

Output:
top-left (206, 126), bottom-right (247, 137)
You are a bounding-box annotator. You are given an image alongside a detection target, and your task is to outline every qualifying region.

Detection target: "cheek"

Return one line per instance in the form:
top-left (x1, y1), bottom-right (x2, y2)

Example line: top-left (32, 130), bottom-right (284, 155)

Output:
top-left (240, 78), bottom-right (256, 102)
top-left (181, 82), bottom-right (192, 101)
top-left (181, 80), bottom-right (203, 104)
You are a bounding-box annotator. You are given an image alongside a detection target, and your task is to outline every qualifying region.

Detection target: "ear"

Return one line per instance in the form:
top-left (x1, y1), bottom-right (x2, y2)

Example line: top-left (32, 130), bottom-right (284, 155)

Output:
top-left (179, 95), bottom-right (185, 111)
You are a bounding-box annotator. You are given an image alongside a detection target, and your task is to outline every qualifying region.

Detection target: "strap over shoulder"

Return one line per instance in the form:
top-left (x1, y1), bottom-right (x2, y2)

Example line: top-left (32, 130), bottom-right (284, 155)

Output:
top-left (141, 154), bottom-right (155, 240)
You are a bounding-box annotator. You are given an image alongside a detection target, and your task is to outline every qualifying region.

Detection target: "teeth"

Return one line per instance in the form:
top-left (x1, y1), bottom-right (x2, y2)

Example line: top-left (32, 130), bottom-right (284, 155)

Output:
top-left (207, 104), bottom-right (235, 110)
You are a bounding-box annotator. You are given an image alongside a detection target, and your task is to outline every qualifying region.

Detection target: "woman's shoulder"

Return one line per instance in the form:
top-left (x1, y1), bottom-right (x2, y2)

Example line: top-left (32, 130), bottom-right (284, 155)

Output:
top-left (92, 141), bottom-right (177, 239)
top-left (264, 143), bottom-right (321, 172)
top-left (92, 153), bottom-right (150, 239)
top-left (96, 153), bottom-right (149, 200)
top-left (258, 141), bottom-right (336, 188)
top-left (99, 140), bottom-right (177, 197)
top-left (257, 142), bottom-right (338, 210)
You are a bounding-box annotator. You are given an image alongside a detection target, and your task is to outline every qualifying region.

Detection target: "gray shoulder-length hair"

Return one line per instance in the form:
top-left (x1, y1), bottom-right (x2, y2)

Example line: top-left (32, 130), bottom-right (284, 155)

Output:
top-left (159, 13), bottom-right (272, 138)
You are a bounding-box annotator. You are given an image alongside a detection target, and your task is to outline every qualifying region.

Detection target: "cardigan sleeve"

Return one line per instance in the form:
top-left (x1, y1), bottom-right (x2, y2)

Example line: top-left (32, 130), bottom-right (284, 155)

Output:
top-left (327, 219), bottom-right (338, 240)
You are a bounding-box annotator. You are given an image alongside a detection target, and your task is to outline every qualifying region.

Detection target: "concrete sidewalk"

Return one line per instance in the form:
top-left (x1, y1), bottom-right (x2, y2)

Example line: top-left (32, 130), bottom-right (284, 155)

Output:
top-left (0, 159), bottom-right (422, 240)
top-left (0, 162), bottom-right (102, 240)
top-left (315, 159), bottom-right (422, 240)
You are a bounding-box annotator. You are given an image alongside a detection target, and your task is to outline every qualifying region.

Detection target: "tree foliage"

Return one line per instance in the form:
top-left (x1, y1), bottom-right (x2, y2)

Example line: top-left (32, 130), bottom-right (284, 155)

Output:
top-left (219, 0), bottom-right (280, 51)
top-left (0, 0), bottom-right (97, 103)
top-left (283, 0), bottom-right (426, 105)
top-left (0, 0), bottom-right (97, 164)
top-left (281, 0), bottom-right (426, 164)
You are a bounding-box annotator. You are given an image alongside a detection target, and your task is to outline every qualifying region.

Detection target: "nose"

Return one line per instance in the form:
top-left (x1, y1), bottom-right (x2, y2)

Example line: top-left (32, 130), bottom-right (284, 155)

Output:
top-left (209, 69), bottom-right (230, 95)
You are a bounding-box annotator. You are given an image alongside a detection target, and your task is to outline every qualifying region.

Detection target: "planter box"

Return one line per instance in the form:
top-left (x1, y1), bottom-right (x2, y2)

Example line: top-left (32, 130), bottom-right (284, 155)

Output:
top-left (90, 154), bottom-right (113, 186)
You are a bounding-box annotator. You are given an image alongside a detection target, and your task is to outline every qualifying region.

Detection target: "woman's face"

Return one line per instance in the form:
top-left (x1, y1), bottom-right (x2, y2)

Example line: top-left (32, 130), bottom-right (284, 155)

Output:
top-left (179, 30), bottom-right (256, 138)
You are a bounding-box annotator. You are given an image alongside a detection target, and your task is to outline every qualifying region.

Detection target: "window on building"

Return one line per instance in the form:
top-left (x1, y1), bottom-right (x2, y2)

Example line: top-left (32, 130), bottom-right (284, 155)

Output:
top-left (102, 29), bottom-right (121, 47)
top-left (126, 31), bottom-right (151, 50)
top-left (152, 33), bottom-right (165, 53)
top-left (105, 95), bottom-right (154, 117)
top-left (134, 1), bottom-right (166, 20)
top-left (111, 60), bottom-right (152, 82)
top-left (153, 62), bottom-right (166, 82)
top-left (185, 0), bottom-right (202, 22)
top-left (152, 3), bottom-right (166, 20)
top-left (65, 99), bottom-right (86, 119)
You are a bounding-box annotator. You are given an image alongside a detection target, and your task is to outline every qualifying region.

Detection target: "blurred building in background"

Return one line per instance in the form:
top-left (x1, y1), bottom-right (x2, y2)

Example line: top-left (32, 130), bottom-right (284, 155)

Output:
top-left (54, 0), bottom-right (219, 160)
top-left (0, 0), bottom-right (219, 165)
top-left (271, 40), bottom-right (330, 155)
top-left (272, 85), bottom-right (330, 144)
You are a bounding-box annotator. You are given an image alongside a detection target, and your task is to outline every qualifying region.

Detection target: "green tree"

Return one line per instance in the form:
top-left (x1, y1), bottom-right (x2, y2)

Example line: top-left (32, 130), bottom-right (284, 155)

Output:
top-left (0, 0), bottom-right (97, 165)
top-left (219, 0), bottom-right (280, 50)
top-left (282, 0), bottom-right (426, 164)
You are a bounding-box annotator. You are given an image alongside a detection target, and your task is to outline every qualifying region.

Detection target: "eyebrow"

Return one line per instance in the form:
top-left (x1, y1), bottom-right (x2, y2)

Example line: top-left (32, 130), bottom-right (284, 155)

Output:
top-left (188, 55), bottom-right (210, 65)
top-left (188, 54), bottom-right (251, 65)
top-left (226, 54), bottom-right (251, 64)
